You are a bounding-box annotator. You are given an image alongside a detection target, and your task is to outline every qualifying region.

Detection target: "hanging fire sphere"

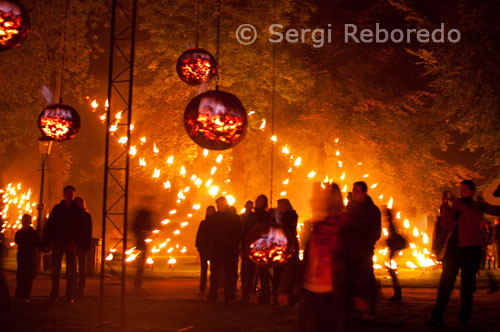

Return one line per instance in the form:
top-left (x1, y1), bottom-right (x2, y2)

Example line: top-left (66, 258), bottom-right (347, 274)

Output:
top-left (184, 90), bottom-right (247, 150)
top-left (38, 103), bottom-right (80, 141)
top-left (246, 222), bottom-right (296, 268)
top-left (0, 0), bottom-right (29, 51)
top-left (176, 48), bottom-right (217, 85)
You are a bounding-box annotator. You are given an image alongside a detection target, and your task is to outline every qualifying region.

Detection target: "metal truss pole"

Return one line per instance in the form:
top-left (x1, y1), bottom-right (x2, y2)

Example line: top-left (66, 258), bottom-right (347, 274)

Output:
top-left (100, 0), bottom-right (137, 328)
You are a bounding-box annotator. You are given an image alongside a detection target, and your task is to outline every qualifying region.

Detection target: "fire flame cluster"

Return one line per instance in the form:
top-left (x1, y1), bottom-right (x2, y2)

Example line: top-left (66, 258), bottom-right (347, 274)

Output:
top-left (186, 113), bottom-right (246, 146)
top-left (40, 117), bottom-right (72, 140)
top-left (179, 57), bottom-right (215, 84)
top-left (84, 98), bottom-right (438, 271)
top-left (0, 7), bottom-right (22, 46)
top-left (248, 226), bottom-right (292, 267)
top-left (0, 183), bottom-right (36, 247)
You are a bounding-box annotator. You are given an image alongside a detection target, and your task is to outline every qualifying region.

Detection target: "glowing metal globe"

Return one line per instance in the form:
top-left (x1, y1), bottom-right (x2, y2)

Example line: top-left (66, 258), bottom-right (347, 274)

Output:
top-left (176, 48), bottom-right (217, 85)
top-left (246, 222), bottom-right (296, 267)
top-left (184, 90), bottom-right (247, 150)
top-left (38, 103), bottom-right (80, 141)
top-left (0, 0), bottom-right (29, 51)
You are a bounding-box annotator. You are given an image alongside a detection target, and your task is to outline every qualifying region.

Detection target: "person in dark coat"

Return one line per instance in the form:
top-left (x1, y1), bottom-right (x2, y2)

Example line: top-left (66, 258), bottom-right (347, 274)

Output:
top-left (279, 182), bottom-right (352, 332)
top-left (385, 208), bottom-right (407, 302)
top-left (195, 205), bottom-right (216, 295)
top-left (206, 196), bottom-right (242, 303)
top-left (426, 181), bottom-right (483, 327)
top-left (45, 185), bottom-right (83, 303)
top-left (272, 198), bottom-right (298, 304)
top-left (73, 197), bottom-right (92, 297)
top-left (241, 194), bottom-right (273, 304)
top-left (15, 214), bottom-right (43, 301)
top-left (346, 181), bottom-right (381, 318)
top-left (132, 196), bottom-right (155, 291)
top-left (239, 200), bottom-right (255, 290)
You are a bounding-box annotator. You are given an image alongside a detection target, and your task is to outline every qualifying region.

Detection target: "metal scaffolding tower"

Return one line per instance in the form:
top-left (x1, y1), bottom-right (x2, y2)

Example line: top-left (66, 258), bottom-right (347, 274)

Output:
top-left (100, 0), bottom-right (137, 326)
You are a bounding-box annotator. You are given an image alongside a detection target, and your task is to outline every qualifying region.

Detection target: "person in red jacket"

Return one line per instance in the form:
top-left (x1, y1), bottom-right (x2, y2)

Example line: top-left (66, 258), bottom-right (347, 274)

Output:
top-left (426, 180), bottom-right (483, 327)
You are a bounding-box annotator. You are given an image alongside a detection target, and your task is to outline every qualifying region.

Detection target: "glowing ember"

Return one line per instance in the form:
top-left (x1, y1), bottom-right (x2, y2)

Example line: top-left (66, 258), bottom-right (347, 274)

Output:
top-left (38, 103), bottom-right (80, 141)
top-left (0, 0), bottom-right (29, 51)
top-left (247, 223), bottom-right (296, 267)
top-left (176, 48), bottom-right (217, 85)
top-left (184, 90), bottom-right (247, 150)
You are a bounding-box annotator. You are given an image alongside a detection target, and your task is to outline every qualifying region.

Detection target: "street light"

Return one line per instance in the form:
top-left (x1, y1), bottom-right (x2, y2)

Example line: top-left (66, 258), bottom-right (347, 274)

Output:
top-left (36, 136), bottom-right (53, 233)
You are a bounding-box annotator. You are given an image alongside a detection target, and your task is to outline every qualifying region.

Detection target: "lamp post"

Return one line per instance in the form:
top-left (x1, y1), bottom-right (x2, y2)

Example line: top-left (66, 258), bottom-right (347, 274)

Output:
top-left (36, 137), bottom-right (53, 233)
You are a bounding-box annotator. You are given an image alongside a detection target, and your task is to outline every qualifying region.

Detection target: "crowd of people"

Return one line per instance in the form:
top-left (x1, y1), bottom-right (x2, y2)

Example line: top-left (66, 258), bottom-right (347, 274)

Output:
top-left (2, 179), bottom-right (500, 331)
top-left (7, 185), bottom-right (93, 304)
top-left (194, 180), bottom-right (500, 330)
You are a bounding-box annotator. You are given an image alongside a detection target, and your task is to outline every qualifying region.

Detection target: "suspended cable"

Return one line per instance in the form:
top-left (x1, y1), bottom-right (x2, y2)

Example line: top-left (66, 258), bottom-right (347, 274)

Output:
top-left (215, 0), bottom-right (221, 90)
top-left (58, 0), bottom-right (71, 103)
top-left (270, 0), bottom-right (277, 205)
top-left (195, 0), bottom-right (200, 47)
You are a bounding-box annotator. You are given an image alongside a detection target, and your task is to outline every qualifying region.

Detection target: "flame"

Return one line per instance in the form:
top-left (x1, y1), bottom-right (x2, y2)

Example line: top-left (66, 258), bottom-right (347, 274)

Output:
top-left (249, 226), bottom-right (291, 266)
top-left (139, 158), bottom-right (146, 167)
top-left (282, 145), bottom-right (290, 154)
top-left (118, 136), bottom-right (128, 144)
top-left (294, 157), bottom-right (302, 167)
top-left (129, 146), bottom-right (137, 156)
top-left (307, 171), bottom-right (316, 179)
top-left (406, 261), bottom-right (418, 269)
top-left (140, 136), bottom-right (146, 143)
top-left (105, 253), bottom-right (113, 261)
top-left (283, 179), bottom-right (289, 185)
top-left (340, 172), bottom-right (346, 180)
top-left (180, 166), bottom-right (186, 176)
top-left (163, 180), bottom-right (171, 190)
top-left (280, 191), bottom-right (287, 196)
top-left (40, 116), bottom-right (72, 140)
top-left (173, 229), bottom-right (181, 235)
top-left (109, 124), bottom-right (117, 132)
top-left (403, 219), bottom-right (410, 229)
top-left (168, 257), bottom-right (176, 265)
top-left (216, 154), bottom-right (223, 163)
top-left (422, 232), bottom-right (429, 244)
top-left (161, 219), bottom-right (170, 225)
top-left (371, 183), bottom-right (378, 188)
top-left (91, 100), bottom-right (98, 109)
top-left (342, 184), bottom-right (347, 193)
top-left (335, 150), bottom-right (340, 156)
top-left (209, 185), bottom-right (219, 197)
top-left (166, 155), bottom-right (174, 164)
top-left (382, 228), bottom-right (389, 236)
top-left (338, 160), bottom-right (343, 168)
top-left (396, 211), bottom-right (401, 219)
top-left (226, 195), bottom-right (236, 205)
top-left (146, 257), bottom-right (154, 264)
top-left (271, 135), bottom-right (277, 143)
top-left (387, 197), bottom-right (394, 209)
top-left (259, 119), bottom-right (266, 130)
top-left (153, 143), bottom-right (159, 154)
top-left (363, 174), bottom-right (369, 178)
top-left (180, 221), bottom-right (188, 227)
top-left (203, 149), bottom-right (209, 157)
top-left (152, 168), bottom-right (160, 178)
top-left (169, 209), bottom-right (177, 215)
top-left (105, 99), bottom-right (109, 108)
top-left (210, 166), bottom-right (217, 175)
top-left (413, 227), bottom-right (419, 237)
top-left (193, 203), bottom-right (201, 210)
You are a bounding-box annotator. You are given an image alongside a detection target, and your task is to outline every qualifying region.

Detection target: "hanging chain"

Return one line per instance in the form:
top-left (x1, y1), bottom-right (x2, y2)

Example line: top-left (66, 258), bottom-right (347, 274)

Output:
top-left (59, 0), bottom-right (70, 103)
top-left (195, 0), bottom-right (200, 48)
top-left (215, 0), bottom-right (221, 90)
top-left (270, 0), bottom-right (277, 205)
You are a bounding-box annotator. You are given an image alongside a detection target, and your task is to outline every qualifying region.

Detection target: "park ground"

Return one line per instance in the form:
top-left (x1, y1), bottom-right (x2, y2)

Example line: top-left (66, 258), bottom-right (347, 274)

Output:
top-left (1, 255), bottom-right (500, 332)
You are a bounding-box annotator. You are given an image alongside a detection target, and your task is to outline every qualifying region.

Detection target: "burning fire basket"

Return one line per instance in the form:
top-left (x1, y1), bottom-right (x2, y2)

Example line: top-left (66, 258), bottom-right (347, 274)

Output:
top-left (38, 103), bottom-right (80, 141)
top-left (246, 222), bottom-right (297, 268)
top-left (176, 47), bottom-right (217, 85)
top-left (0, 0), bottom-right (29, 51)
top-left (184, 90), bottom-right (247, 150)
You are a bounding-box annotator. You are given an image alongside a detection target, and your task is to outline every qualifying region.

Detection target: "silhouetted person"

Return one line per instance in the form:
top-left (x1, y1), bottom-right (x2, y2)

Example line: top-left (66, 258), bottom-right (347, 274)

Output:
top-left (241, 194), bottom-right (273, 304)
top-left (239, 200), bottom-right (255, 291)
top-left (494, 218), bottom-right (500, 269)
top-left (73, 197), bottom-right (92, 297)
top-left (15, 214), bottom-right (43, 302)
top-left (45, 185), bottom-right (83, 303)
top-left (132, 196), bottom-right (155, 291)
top-left (385, 208), bottom-right (407, 302)
top-left (279, 182), bottom-right (351, 331)
top-left (206, 196), bottom-right (242, 303)
top-left (272, 198), bottom-right (298, 304)
top-left (426, 180), bottom-right (483, 327)
top-left (195, 205), bottom-right (216, 295)
top-left (346, 181), bottom-right (381, 319)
